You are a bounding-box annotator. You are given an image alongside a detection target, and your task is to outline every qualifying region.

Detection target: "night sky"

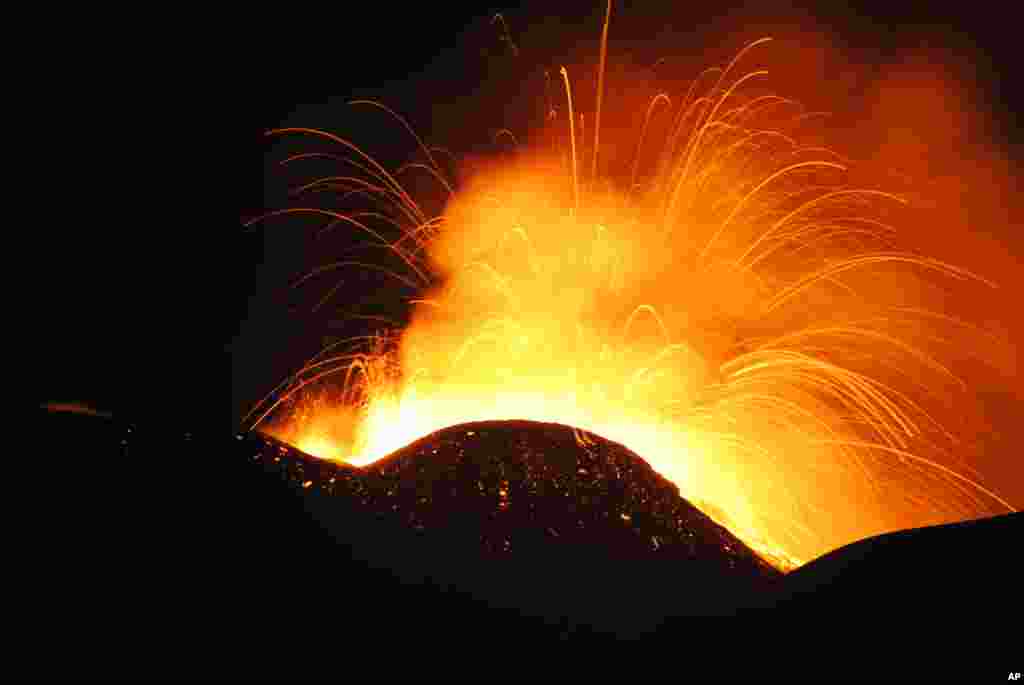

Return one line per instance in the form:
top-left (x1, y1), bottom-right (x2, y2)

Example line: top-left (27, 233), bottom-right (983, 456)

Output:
top-left (42, 0), bottom-right (1024, 441)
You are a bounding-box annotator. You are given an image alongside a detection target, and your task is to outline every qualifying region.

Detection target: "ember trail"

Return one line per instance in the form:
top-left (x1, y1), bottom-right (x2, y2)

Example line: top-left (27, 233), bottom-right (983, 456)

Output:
top-left (244, 4), bottom-right (1016, 569)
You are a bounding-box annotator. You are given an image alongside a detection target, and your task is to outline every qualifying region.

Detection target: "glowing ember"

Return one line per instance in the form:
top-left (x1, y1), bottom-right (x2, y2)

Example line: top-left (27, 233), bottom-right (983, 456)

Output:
top-left (245, 6), bottom-right (1017, 569)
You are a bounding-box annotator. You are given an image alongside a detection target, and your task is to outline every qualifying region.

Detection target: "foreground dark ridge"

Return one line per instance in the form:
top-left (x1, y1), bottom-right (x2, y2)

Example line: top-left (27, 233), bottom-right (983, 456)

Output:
top-left (44, 407), bottom-right (1021, 637)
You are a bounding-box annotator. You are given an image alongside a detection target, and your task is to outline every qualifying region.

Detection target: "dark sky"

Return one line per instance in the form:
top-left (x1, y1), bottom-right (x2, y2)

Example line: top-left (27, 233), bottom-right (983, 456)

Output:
top-left (40, 1), bottom-right (1024, 436)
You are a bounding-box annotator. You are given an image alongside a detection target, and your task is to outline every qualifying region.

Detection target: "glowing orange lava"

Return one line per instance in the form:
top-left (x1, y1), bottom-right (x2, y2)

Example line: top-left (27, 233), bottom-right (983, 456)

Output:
top-left (246, 12), bottom-right (1019, 570)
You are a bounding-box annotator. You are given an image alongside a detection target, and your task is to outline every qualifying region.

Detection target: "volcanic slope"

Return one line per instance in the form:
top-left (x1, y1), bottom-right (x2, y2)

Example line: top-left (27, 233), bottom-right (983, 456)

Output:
top-left (242, 419), bottom-right (783, 631)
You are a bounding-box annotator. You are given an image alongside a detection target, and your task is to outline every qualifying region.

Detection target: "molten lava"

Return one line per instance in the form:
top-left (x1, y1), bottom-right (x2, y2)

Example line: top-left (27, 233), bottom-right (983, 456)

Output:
top-left (246, 11), bottom-right (1019, 570)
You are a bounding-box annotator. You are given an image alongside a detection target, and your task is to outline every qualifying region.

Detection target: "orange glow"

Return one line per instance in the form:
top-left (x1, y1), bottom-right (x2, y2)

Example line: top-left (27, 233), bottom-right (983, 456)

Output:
top-left (246, 15), bottom-right (1020, 570)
